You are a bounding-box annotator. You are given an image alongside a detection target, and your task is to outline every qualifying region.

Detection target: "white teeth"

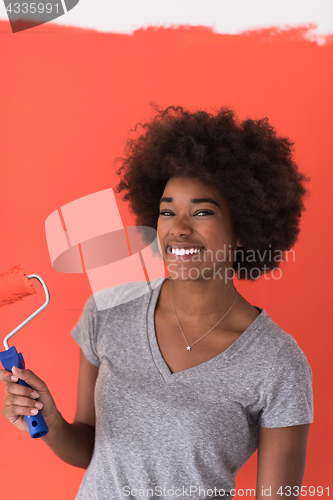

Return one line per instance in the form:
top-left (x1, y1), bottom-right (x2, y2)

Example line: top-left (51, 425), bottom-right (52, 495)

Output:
top-left (171, 247), bottom-right (202, 255)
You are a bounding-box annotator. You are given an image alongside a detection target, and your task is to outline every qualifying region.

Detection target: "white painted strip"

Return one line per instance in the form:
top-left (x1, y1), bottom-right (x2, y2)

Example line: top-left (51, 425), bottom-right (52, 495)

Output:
top-left (0, 0), bottom-right (332, 39)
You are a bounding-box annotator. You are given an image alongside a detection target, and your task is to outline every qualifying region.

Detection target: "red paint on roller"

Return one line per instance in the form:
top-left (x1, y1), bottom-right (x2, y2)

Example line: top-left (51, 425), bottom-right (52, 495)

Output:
top-left (0, 265), bottom-right (36, 308)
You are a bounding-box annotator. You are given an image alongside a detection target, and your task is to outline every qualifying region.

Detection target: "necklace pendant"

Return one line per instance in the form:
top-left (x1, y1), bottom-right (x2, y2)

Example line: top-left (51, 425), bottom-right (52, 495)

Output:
top-left (186, 345), bottom-right (191, 351)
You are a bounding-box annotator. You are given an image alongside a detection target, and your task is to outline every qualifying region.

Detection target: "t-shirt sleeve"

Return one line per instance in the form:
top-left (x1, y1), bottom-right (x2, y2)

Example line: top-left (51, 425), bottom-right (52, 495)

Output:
top-left (71, 295), bottom-right (101, 367)
top-left (258, 337), bottom-right (313, 428)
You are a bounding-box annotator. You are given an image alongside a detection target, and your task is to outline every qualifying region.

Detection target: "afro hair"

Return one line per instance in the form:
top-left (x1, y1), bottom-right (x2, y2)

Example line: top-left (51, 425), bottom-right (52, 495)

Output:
top-left (115, 105), bottom-right (310, 280)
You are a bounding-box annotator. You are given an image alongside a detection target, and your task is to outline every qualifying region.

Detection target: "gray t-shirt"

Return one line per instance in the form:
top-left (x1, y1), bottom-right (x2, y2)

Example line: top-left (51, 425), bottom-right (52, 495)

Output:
top-left (71, 277), bottom-right (313, 500)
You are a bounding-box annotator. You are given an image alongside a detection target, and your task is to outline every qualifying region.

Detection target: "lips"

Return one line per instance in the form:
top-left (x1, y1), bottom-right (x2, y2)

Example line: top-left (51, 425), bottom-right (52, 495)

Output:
top-left (167, 244), bottom-right (205, 250)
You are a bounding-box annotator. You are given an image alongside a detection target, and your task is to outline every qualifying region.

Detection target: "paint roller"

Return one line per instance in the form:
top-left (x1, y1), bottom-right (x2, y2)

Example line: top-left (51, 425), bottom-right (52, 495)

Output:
top-left (0, 265), bottom-right (50, 438)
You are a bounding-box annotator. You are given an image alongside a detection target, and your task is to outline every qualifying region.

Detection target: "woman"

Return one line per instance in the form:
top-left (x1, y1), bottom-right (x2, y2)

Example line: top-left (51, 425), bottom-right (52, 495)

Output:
top-left (1, 106), bottom-right (313, 500)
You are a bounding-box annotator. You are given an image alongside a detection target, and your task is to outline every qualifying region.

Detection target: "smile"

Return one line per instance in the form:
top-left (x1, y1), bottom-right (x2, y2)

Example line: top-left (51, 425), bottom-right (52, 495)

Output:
top-left (170, 247), bottom-right (203, 255)
top-left (166, 246), bottom-right (206, 260)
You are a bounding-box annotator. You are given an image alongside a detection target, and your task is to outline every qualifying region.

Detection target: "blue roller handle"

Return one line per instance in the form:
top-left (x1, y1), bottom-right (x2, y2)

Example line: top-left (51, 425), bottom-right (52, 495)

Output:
top-left (0, 345), bottom-right (49, 438)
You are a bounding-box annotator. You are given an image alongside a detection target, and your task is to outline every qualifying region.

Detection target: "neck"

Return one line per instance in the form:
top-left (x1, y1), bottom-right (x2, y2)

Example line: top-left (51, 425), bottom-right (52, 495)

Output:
top-left (168, 277), bottom-right (238, 319)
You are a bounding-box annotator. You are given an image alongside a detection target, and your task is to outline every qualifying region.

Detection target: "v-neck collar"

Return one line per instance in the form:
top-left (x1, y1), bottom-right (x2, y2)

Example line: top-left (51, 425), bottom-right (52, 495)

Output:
top-left (146, 277), bottom-right (269, 384)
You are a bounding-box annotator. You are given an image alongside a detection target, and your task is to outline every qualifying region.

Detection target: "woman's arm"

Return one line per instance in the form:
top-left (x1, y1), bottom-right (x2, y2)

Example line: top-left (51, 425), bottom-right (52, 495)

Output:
top-left (41, 348), bottom-right (99, 468)
top-left (256, 424), bottom-right (310, 500)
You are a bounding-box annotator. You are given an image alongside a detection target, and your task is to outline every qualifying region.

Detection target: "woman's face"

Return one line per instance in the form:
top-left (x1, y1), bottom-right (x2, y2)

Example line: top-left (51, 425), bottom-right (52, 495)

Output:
top-left (157, 175), bottom-right (241, 282)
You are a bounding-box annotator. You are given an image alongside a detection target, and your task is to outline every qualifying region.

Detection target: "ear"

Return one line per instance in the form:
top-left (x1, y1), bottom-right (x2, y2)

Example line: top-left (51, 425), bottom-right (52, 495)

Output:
top-left (236, 237), bottom-right (242, 248)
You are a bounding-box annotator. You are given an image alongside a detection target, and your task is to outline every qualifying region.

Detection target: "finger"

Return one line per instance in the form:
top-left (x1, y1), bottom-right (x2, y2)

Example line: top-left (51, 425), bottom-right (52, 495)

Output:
top-left (3, 403), bottom-right (41, 418)
top-left (0, 369), bottom-right (15, 383)
top-left (11, 366), bottom-right (48, 393)
top-left (4, 392), bottom-right (43, 410)
top-left (5, 381), bottom-right (40, 399)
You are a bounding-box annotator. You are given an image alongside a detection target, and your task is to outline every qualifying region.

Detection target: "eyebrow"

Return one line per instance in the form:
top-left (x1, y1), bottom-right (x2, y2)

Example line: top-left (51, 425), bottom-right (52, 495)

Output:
top-left (159, 197), bottom-right (220, 208)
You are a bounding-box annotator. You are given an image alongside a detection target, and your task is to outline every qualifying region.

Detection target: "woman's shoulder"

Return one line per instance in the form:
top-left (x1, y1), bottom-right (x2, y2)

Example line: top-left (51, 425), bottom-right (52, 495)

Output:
top-left (250, 309), bottom-right (311, 371)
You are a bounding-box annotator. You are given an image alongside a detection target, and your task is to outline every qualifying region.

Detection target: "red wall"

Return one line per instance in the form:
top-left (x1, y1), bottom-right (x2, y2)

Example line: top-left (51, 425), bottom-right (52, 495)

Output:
top-left (0, 21), bottom-right (332, 499)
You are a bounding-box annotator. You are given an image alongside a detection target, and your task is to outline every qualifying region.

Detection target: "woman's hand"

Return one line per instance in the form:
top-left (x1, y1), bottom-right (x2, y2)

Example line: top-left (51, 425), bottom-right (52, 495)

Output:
top-left (1, 353), bottom-right (97, 469)
top-left (1, 365), bottom-right (61, 434)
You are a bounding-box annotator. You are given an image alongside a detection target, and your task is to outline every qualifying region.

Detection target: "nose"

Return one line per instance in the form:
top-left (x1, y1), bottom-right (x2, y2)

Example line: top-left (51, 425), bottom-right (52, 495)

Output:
top-left (169, 216), bottom-right (193, 238)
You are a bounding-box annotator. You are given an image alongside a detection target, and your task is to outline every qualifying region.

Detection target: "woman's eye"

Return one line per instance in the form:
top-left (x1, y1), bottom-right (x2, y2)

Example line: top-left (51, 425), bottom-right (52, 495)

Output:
top-left (159, 210), bottom-right (214, 216)
top-left (195, 210), bottom-right (214, 216)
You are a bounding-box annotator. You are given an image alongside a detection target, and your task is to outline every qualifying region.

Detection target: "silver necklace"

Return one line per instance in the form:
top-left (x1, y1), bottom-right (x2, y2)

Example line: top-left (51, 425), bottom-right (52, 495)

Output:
top-left (169, 280), bottom-right (238, 351)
